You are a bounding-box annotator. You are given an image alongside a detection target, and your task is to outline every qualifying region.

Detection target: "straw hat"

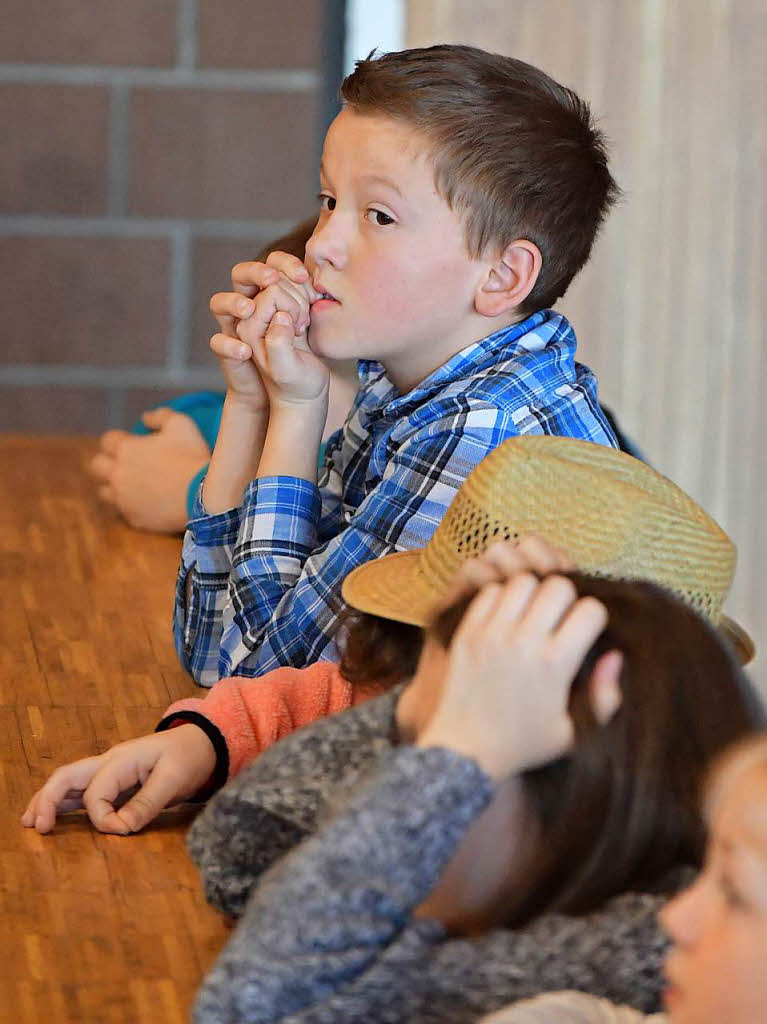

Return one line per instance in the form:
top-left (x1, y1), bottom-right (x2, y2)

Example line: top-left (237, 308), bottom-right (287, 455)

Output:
top-left (342, 436), bottom-right (754, 664)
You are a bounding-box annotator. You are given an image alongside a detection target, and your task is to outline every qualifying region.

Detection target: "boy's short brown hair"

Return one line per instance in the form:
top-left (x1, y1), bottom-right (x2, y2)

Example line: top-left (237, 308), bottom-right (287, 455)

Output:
top-left (342, 45), bottom-right (620, 313)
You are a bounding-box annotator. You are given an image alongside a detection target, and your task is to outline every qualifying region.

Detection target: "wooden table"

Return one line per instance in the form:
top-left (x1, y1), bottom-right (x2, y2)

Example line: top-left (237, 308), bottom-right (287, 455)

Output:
top-left (0, 437), bottom-right (229, 1023)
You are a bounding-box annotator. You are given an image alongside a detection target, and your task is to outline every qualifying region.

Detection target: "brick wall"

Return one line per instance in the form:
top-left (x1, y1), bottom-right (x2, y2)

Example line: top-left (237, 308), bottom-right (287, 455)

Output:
top-left (0, 0), bottom-right (344, 433)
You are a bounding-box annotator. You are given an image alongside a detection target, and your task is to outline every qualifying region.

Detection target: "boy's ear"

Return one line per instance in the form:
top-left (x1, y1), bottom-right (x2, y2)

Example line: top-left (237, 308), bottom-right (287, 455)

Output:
top-left (474, 239), bottom-right (542, 318)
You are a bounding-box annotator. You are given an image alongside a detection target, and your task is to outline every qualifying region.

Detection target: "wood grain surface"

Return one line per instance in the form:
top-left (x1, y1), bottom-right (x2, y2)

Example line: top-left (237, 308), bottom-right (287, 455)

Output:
top-left (0, 436), bottom-right (229, 1023)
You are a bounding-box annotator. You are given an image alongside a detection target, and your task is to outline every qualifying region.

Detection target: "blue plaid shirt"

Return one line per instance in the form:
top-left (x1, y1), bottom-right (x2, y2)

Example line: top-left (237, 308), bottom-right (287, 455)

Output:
top-left (175, 310), bottom-right (617, 686)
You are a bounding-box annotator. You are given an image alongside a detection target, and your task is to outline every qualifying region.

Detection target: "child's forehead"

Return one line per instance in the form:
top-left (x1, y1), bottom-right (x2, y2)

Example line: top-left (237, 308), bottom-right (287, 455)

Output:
top-left (715, 767), bottom-right (767, 855)
top-left (322, 108), bottom-right (434, 180)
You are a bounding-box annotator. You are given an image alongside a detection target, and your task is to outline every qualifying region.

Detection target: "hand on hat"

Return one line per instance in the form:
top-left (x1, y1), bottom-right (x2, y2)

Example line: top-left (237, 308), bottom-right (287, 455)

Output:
top-left (438, 536), bottom-right (575, 610)
top-left (416, 571), bottom-right (623, 780)
top-left (397, 537), bottom-right (576, 741)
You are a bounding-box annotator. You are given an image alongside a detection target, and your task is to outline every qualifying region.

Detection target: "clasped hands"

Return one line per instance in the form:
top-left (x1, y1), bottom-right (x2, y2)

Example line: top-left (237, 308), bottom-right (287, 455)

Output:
top-left (209, 251), bottom-right (329, 410)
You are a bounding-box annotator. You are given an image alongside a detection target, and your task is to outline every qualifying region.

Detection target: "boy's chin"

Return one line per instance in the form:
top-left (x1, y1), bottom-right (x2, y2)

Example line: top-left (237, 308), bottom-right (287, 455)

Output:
top-left (307, 325), bottom-right (343, 360)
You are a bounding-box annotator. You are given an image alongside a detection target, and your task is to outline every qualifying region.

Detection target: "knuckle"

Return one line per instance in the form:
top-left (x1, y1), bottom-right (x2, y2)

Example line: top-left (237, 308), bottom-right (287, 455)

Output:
top-left (209, 291), bottom-right (230, 311)
top-left (121, 793), bottom-right (155, 826)
top-left (513, 570), bottom-right (538, 589)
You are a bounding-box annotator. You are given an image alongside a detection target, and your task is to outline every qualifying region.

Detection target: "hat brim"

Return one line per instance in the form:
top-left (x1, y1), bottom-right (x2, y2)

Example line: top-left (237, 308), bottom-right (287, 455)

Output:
top-left (342, 550), bottom-right (442, 628)
top-left (719, 614), bottom-right (756, 666)
top-left (342, 552), bottom-right (756, 665)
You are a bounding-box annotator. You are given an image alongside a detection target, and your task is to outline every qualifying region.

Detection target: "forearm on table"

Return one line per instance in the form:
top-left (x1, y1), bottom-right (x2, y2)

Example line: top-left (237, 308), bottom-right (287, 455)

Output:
top-left (203, 393), bottom-right (269, 513)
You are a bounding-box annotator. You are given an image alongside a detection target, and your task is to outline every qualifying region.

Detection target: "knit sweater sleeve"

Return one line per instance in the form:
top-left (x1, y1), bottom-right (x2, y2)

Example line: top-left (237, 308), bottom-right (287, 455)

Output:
top-left (193, 746), bottom-right (492, 1023)
top-left (185, 690), bottom-right (402, 919)
top-left (193, 745), bottom-right (675, 1024)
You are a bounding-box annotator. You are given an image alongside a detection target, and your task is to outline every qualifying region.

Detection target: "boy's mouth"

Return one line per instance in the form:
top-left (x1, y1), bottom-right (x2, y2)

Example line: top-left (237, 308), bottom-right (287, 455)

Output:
top-left (311, 280), bottom-right (340, 308)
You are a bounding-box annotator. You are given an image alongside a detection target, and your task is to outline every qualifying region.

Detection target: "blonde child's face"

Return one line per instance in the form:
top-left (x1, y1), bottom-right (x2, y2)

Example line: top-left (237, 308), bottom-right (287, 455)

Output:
top-left (661, 763), bottom-right (767, 1024)
top-left (304, 108), bottom-right (501, 393)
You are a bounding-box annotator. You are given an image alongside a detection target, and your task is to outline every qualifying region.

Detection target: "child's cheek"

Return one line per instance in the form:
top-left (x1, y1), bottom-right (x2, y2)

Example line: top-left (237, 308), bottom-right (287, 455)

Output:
top-left (365, 262), bottom-right (415, 324)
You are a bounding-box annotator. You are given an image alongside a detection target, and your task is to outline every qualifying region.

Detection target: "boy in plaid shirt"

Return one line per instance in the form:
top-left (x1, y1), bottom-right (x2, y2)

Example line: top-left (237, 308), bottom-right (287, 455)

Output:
top-left (176, 45), bottom-right (620, 686)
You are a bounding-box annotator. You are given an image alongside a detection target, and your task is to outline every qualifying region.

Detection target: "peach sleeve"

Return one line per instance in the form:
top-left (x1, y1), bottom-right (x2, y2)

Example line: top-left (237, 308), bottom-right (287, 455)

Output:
top-left (161, 662), bottom-right (359, 780)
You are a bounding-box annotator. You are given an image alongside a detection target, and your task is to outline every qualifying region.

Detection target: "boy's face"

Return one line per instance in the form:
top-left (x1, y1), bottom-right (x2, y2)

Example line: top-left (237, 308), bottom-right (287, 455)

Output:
top-left (304, 109), bottom-right (493, 392)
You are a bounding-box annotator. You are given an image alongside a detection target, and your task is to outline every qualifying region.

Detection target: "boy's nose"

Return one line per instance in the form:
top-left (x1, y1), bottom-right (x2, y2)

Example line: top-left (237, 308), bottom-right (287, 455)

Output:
top-left (305, 216), bottom-right (348, 270)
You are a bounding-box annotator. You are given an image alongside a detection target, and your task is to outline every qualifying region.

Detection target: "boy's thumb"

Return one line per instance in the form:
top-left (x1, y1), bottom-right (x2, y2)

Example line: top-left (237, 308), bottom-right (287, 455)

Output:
top-left (265, 312), bottom-right (300, 381)
top-left (270, 310), bottom-right (294, 333)
top-left (109, 772), bottom-right (178, 833)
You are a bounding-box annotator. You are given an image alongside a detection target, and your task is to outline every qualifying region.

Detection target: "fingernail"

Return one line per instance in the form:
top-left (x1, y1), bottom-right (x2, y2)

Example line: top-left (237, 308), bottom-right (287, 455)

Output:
top-left (238, 300), bottom-right (252, 316)
top-left (274, 312), bottom-right (292, 326)
top-left (238, 345), bottom-right (250, 358)
top-left (35, 815), bottom-right (44, 830)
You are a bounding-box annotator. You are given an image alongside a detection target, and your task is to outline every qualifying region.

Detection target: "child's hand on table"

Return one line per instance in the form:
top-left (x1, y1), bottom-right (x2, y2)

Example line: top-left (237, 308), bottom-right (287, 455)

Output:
top-left (21, 724), bottom-right (217, 835)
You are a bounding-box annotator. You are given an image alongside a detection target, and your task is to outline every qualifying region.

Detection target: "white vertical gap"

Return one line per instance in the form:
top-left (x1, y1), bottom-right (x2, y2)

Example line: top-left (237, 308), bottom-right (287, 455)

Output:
top-left (344, 0), bottom-right (406, 75)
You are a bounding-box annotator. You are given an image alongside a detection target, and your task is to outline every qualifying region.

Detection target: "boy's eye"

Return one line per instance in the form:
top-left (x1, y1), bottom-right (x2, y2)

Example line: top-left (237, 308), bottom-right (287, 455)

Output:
top-left (366, 208), bottom-right (395, 227)
top-left (318, 193), bottom-right (336, 211)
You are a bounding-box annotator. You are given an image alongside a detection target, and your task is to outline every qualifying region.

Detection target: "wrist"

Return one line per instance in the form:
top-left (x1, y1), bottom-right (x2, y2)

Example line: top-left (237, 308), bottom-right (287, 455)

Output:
top-left (415, 726), bottom-right (514, 781)
top-left (161, 720), bottom-right (221, 798)
top-left (269, 389), bottom-right (329, 423)
top-left (225, 389), bottom-right (270, 418)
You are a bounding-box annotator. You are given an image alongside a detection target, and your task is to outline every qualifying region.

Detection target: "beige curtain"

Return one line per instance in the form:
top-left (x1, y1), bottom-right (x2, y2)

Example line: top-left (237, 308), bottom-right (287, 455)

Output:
top-left (408, 0), bottom-right (766, 690)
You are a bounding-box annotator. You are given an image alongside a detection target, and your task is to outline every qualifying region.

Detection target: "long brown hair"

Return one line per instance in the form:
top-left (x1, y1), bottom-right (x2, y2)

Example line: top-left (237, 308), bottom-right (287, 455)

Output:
top-left (435, 574), bottom-right (763, 926)
top-left (346, 573), bottom-right (764, 926)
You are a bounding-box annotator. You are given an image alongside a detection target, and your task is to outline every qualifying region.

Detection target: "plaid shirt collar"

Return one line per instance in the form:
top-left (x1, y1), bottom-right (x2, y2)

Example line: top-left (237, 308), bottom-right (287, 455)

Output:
top-left (355, 310), bottom-right (559, 420)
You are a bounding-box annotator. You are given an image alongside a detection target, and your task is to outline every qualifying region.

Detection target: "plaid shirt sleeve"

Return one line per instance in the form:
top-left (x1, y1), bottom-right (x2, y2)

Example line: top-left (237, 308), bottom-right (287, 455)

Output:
top-left (174, 406), bottom-right (516, 685)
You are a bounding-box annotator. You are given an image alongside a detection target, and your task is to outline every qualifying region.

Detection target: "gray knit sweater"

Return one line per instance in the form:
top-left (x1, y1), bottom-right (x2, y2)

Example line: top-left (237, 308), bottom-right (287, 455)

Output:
top-left (188, 692), bottom-right (686, 1023)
